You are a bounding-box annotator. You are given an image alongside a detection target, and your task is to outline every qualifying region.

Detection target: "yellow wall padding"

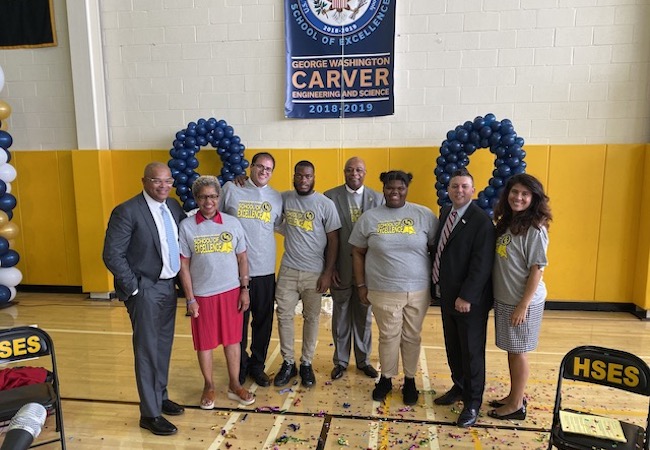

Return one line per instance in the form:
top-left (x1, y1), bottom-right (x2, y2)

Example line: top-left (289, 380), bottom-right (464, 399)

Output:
top-left (8, 145), bottom-right (650, 309)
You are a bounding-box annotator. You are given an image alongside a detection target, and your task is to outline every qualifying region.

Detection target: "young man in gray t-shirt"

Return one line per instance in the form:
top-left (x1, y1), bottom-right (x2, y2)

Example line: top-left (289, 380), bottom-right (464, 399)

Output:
top-left (273, 160), bottom-right (341, 388)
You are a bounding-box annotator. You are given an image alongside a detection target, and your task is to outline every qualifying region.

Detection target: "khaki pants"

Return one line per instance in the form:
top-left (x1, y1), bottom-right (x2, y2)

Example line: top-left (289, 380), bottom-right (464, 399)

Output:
top-left (275, 265), bottom-right (322, 365)
top-left (367, 289), bottom-right (430, 379)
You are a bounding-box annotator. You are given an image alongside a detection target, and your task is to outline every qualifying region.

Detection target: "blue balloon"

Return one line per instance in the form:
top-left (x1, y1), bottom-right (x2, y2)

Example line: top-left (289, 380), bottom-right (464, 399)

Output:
top-left (0, 285), bottom-right (11, 303)
top-left (449, 140), bottom-right (462, 153)
top-left (437, 173), bottom-right (451, 184)
top-left (497, 164), bottom-right (512, 177)
top-left (489, 177), bottom-right (504, 188)
top-left (479, 126), bottom-right (492, 138)
top-left (456, 129), bottom-right (469, 143)
top-left (176, 185), bottom-right (189, 195)
top-left (0, 237), bottom-right (8, 256)
top-left (224, 126), bottom-right (234, 138)
top-left (473, 117), bottom-right (485, 130)
top-left (490, 120), bottom-right (501, 131)
top-left (231, 164), bottom-right (244, 175)
top-left (464, 143), bottom-right (476, 155)
top-left (446, 153), bottom-right (458, 163)
top-left (176, 173), bottom-right (188, 185)
top-left (229, 153), bottom-right (242, 164)
top-left (434, 167), bottom-right (444, 176)
top-left (0, 180), bottom-right (5, 197)
top-left (186, 157), bottom-right (199, 169)
top-left (0, 250), bottom-right (19, 267)
top-left (0, 194), bottom-right (16, 212)
top-left (0, 131), bottom-right (12, 149)
top-left (444, 163), bottom-right (458, 174)
top-left (446, 130), bottom-right (456, 141)
top-left (183, 199), bottom-right (197, 211)
top-left (476, 196), bottom-right (489, 208)
top-left (176, 148), bottom-right (189, 160)
top-left (435, 181), bottom-right (445, 191)
top-left (437, 189), bottom-right (448, 200)
top-left (436, 156), bottom-right (446, 166)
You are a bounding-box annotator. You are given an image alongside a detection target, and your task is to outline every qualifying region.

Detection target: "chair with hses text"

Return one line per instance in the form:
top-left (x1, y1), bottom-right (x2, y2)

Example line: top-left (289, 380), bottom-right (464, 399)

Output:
top-left (0, 326), bottom-right (65, 449)
top-left (548, 345), bottom-right (650, 450)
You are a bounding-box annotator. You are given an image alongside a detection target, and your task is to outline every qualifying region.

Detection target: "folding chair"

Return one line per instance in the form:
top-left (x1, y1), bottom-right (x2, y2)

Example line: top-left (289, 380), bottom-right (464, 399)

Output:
top-left (548, 345), bottom-right (650, 450)
top-left (0, 326), bottom-right (65, 449)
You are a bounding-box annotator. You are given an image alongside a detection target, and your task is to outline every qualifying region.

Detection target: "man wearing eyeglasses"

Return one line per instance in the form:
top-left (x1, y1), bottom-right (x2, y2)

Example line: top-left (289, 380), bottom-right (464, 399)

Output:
top-left (220, 152), bottom-right (283, 388)
top-left (324, 157), bottom-right (383, 381)
top-left (273, 160), bottom-right (341, 388)
top-left (103, 162), bottom-right (187, 436)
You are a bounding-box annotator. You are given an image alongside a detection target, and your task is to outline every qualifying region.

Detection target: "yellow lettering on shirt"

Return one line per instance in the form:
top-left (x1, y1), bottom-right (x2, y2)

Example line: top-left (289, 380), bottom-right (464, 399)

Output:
top-left (286, 209), bottom-right (315, 232)
top-left (376, 218), bottom-right (416, 235)
top-left (350, 206), bottom-right (362, 223)
top-left (236, 201), bottom-right (273, 224)
top-left (194, 232), bottom-right (234, 254)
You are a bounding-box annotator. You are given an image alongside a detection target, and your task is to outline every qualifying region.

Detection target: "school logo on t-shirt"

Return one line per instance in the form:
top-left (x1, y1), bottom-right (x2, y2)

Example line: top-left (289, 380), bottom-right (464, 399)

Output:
top-left (376, 218), bottom-right (415, 235)
top-left (236, 201), bottom-right (273, 223)
top-left (350, 206), bottom-right (362, 223)
top-left (193, 232), bottom-right (234, 254)
top-left (286, 209), bottom-right (315, 232)
top-left (496, 234), bottom-right (511, 259)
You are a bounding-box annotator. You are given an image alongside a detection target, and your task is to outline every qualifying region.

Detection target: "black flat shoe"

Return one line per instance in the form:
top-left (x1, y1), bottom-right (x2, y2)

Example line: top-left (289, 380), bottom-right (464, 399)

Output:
top-left (488, 398), bottom-right (527, 408)
top-left (487, 406), bottom-right (527, 421)
top-left (251, 371), bottom-right (271, 387)
top-left (139, 416), bottom-right (177, 435)
top-left (161, 399), bottom-right (184, 416)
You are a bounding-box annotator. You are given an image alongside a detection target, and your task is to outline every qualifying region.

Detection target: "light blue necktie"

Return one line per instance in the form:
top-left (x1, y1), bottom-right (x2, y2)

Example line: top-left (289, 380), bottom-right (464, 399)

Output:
top-left (160, 204), bottom-right (180, 273)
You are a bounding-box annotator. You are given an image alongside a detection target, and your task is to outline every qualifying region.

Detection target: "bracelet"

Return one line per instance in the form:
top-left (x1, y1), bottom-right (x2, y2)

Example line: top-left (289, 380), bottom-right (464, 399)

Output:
top-left (240, 285), bottom-right (250, 291)
top-left (356, 283), bottom-right (367, 288)
top-left (186, 298), bottom-right (197, 305)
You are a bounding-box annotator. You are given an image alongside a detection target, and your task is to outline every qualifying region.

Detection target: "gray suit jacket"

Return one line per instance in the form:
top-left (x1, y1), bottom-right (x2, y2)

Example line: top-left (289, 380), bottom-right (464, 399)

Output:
top-left (324, 184), bottom-right (383, 288)
top-left (103, 193), bottom-right (186, 301)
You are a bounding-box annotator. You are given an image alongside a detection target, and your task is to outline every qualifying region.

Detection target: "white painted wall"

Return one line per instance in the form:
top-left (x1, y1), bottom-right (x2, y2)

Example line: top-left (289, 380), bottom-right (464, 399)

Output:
top-left (0, 0), bottom-right (648, 150)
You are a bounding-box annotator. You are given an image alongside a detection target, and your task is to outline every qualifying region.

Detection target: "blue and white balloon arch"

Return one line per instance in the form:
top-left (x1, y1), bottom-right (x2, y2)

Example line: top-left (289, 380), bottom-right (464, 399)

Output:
top-left (168, 118), bottom-right (249, 212)
top-left (434, 113), bottom-right (526, 217)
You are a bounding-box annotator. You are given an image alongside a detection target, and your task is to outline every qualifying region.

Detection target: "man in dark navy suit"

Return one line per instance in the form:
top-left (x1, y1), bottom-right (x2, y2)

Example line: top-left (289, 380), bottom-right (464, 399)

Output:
top-left (431, 168), bottom-right (495, 428)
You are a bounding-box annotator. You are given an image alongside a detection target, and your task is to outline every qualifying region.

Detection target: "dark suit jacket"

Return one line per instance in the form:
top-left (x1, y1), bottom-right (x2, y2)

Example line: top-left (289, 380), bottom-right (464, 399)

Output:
top-left (432, 202), bottom-right (495, 314)
top-left (324, 185), bottom-right (383, 288)
top-left (103, 193), bottom-right (186, 301)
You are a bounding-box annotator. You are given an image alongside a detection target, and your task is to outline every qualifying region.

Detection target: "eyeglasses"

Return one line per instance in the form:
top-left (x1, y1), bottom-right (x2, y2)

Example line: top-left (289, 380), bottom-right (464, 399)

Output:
top-left (147, 178), bottom-right (174, 186)
top-left (252, 163), bottom-right (274, 173)
top-left (196, 194), bottom-right (219, 201)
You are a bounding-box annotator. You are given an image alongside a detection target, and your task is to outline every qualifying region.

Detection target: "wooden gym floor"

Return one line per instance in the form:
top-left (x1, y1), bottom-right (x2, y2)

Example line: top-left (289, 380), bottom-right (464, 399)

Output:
top-left (1, 292), bottom-right (649, 449)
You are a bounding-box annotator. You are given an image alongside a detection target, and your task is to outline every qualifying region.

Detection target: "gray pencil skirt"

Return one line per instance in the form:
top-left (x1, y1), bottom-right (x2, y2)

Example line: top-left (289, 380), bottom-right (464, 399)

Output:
top-left (494, 300), bottom-right (545, 353)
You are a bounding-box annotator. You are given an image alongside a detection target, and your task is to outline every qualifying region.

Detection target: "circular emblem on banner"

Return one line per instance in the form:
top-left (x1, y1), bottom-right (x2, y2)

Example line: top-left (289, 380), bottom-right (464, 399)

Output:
top-left (303, 0), bottom-right (381, 36)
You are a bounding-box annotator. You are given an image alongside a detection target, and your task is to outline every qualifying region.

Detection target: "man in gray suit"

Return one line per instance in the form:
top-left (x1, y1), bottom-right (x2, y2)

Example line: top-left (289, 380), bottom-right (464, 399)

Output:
top-left (325, 157), bottom-right (383, 381)
top-left (103, 162), bottom-right (187, 436)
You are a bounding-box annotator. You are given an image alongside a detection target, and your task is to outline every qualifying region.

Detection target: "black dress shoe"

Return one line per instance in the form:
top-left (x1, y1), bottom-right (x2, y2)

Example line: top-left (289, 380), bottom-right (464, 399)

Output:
top-left (251, 371), bottom-right (271, 387)
top-left (358, 364), bottom-right (378, 378)
top-left (273, 361), bottom-right (298, 387)
top-left (139, 416), bottom-right (178, 435)
top-left (162, 399), bottom-right (184, 416)
top-left (300, 363), bottom-right (316, 387)
top-left (331, 364), bottom-right (346, 380)
top-left (434, 388), bottom-right (463, 405)
top-left (402, 377), bottom-right (419, 406)
top-left (457, 407), bottom-right (479, 428)
top-left (487, 406), bottom-right (527, 421)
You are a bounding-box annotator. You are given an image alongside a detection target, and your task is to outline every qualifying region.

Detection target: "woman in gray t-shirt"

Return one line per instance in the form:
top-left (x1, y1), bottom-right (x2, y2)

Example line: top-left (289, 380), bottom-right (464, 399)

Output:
top-left (350, 170), bottom-right (438, 406)
top-left (487, 174), bottom-right (552, 422)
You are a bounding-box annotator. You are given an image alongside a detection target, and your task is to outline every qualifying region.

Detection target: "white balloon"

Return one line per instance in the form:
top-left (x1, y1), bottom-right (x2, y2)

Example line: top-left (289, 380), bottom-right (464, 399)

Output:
top-left (4, 182), bottom-right (10, 194)
top-left (0, 65), bottom-right (4, 93)
top-left (8, 286), bottom-right (16, 301)
top-left (0, 267), bottom-right (22, 287)
top-left (0, 149), bottom-right (7, 165)
top-left (0, 164), bottom-right (16, 183)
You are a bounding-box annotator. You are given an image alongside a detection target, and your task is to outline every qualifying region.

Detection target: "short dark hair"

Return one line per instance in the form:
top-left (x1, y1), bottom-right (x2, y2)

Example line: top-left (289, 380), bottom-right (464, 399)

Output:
top-left (379, 170), bottom-right (413, 186)
top-left (451, 168), bottom-right (473, 182)
top-left (251, 152), bottom-right (275, 168)
top-left (295, 160), bottom-right (314, 172)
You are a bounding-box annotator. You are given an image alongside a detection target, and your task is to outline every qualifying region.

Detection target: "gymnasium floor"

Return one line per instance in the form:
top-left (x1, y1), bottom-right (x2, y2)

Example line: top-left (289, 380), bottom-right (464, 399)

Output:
top-left (1, 292), bottom-right (649, 449)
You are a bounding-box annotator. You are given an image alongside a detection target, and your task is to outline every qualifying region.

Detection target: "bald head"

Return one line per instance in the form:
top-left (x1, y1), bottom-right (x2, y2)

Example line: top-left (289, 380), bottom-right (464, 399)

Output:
top-left (344, 157), bottom-right (366, 191)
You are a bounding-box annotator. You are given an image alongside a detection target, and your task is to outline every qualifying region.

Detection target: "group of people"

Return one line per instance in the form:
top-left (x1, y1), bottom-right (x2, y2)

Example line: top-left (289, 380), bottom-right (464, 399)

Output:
top-left (102, 155), bottom-right (551, 435)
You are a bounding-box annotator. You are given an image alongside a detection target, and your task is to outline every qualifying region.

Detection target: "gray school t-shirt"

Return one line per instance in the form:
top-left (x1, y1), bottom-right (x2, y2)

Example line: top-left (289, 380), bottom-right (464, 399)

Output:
top-left (280, 190), bottom-right (341, 273)
top-left (179, 213), bottom-right (247, 297)
top-left (493, 226), bottom-right (549, 306)
top-left (348, 202), bottom-right (438, 292)
top-left (220, 181), bottom-right (282, 277)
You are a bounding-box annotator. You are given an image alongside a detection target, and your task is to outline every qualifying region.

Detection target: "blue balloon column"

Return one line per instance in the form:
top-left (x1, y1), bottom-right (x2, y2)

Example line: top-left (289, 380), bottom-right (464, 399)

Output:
top-left (434, 113), bottom-right (526, 217)
top-left (0, 65), bottom-right (22, 306)
top-left (168, 118), bottom-right (249, 212)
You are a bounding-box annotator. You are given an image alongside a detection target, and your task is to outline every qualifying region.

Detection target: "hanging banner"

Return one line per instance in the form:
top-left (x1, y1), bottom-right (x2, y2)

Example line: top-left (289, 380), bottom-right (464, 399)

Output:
top-left (0, 0), bottom-right (57, 49)
top-left (285, 0), bottom-right (396, 119)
